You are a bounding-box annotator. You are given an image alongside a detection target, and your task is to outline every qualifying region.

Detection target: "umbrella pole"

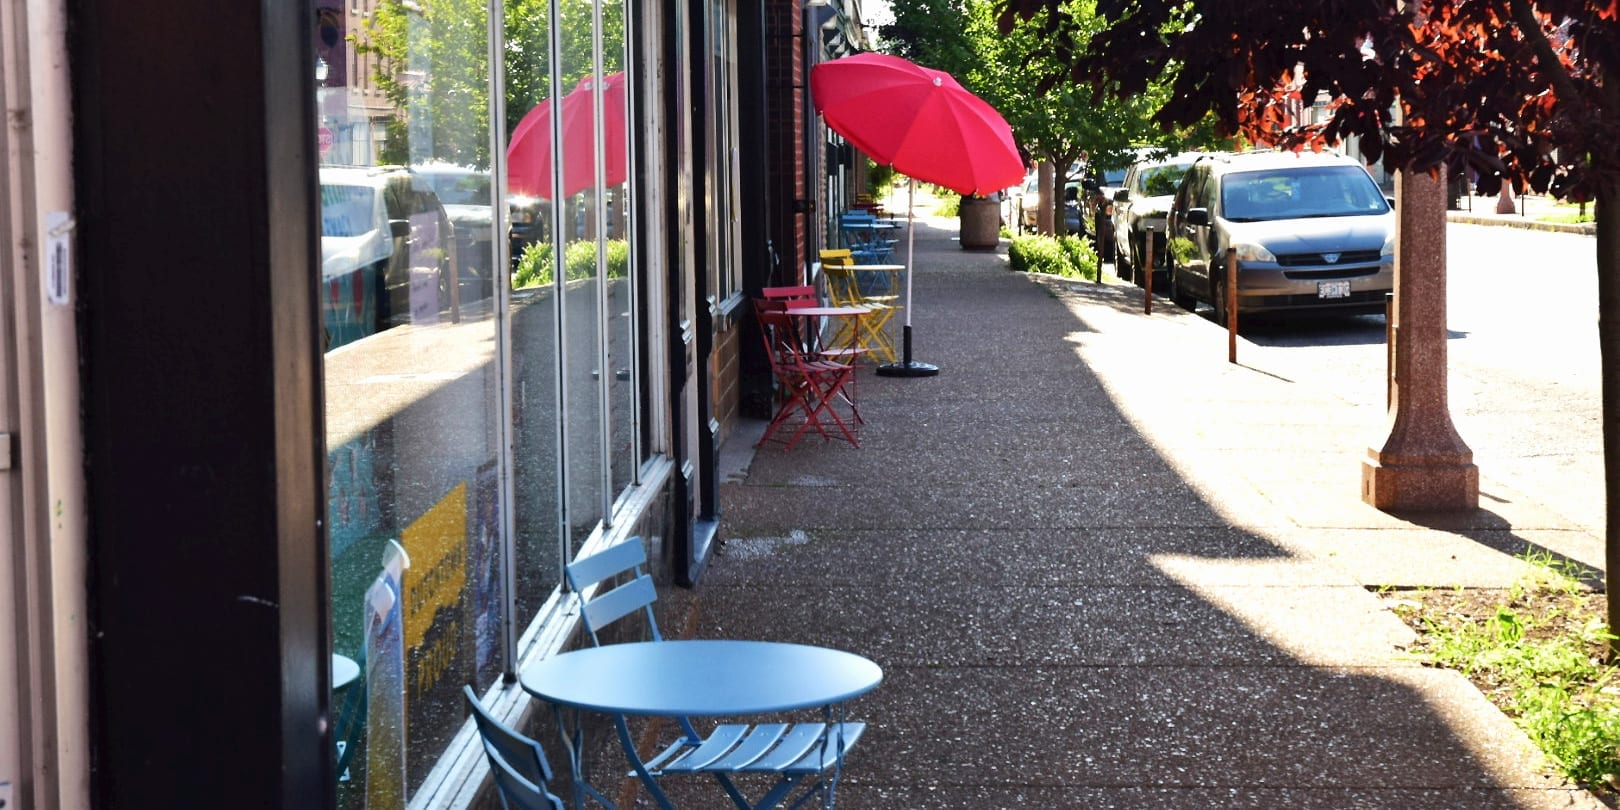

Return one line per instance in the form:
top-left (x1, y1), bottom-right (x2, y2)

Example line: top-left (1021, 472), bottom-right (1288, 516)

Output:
top-left (877, 176), bottom-right (940, 377)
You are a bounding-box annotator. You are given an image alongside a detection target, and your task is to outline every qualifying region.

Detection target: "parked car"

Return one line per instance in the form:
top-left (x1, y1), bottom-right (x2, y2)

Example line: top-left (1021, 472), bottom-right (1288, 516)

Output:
top-left (1016, 174), bottom-right (1040, 231)
top-left (1016, 172), bottom-right (1083, 234)
top-left (507, 192), bottom-right (546, 264)
top-left (319, 167), bottom-right (399, 349)
top-left (318, 165), bottom-right (454, 347)
top-left (412, 162), bottom-right (497, 304)
top-left (1164, 150), bottom-right (1395, 324)
top-left (1079, 162), bottom-right (1131, 255)
top-left (1061, 181), bottom-right (1082, 235)
top-left (1110, 152), bottom-right (1207, 286)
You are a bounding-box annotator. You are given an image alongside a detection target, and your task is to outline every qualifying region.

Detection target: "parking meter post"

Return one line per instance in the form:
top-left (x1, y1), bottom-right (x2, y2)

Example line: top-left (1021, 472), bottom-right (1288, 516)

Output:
top-left (1226, 247), bottom-right (1238, 364)
top-left (1143, 231), bottom-right (1154, 315)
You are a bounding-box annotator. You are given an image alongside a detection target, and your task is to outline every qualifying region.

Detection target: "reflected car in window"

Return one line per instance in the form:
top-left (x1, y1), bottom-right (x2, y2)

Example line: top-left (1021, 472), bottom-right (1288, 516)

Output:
top-left (318, 166), bottom-right (455, 347)
top-left (412, 162), bottom-right (497, 304)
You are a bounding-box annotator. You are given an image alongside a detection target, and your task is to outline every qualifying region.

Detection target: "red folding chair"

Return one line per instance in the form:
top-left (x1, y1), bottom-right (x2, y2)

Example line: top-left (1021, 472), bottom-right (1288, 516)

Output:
top-left (754, 306), bottom-right (859, 450)
top-left (761, 285), bottom-right (817, 302)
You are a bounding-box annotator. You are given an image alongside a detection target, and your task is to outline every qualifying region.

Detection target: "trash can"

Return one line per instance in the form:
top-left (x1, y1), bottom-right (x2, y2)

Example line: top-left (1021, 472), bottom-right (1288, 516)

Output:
top-left (958, 194), bottom-right (1000, 250)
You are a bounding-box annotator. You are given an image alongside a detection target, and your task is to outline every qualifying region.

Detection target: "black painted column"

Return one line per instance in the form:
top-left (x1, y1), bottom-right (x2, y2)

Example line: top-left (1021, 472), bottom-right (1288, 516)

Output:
top-left (72, 0), bottom-right (331, 806)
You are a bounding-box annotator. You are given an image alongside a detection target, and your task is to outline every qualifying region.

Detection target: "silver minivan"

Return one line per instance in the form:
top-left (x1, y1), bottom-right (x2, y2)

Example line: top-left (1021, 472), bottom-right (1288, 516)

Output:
top-left (1165, 151), bottom-right (1394, 323)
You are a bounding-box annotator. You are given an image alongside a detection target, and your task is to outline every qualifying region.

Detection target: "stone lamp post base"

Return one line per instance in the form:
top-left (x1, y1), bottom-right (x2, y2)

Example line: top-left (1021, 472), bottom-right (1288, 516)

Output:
top-left (1362, 451), bottom-right (1479, 511)
top-left (1361, 166), bottom-right (1479, 512)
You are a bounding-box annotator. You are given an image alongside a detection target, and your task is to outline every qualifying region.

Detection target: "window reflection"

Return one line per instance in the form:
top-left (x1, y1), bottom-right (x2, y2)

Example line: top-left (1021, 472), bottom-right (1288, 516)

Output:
top-left (318, 0), bottom-right (646, 799)
top-left (504, 0), bottom-right (563, 631)
top-left (318, 0), bottom-right (504, 803)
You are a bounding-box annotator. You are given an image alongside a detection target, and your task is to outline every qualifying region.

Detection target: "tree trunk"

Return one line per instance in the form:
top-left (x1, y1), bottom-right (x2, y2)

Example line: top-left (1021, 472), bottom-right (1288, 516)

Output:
top-left (1038, 161), bottom-right (1055, 235)
top-left (1599, 185), bottom-right (1620, 660)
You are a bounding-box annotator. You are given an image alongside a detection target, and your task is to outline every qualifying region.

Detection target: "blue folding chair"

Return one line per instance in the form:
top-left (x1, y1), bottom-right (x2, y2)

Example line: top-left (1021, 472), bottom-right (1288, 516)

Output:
top-left (839, 213), bottom-right (896, 263)
top-left (463, 685), bottom-right (567, 810)
top-left (565, 538), bottom-right (866, 809)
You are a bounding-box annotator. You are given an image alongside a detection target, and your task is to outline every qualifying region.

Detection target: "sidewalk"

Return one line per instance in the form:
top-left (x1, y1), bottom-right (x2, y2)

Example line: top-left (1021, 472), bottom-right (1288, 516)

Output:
top-left (677, 204), bottom-right (1607, 808)
top-left (1447, 192), bottom-right (1595, 235)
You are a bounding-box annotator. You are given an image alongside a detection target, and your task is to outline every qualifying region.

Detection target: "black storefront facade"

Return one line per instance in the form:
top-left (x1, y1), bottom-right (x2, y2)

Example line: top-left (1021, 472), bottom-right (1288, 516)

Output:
top-left (0, 0), bottom-right (867, 806)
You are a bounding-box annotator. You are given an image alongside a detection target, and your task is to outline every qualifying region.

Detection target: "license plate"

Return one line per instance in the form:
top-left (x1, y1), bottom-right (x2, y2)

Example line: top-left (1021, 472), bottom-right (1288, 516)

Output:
top-left (1318, 280), bottom-right (1352, 299)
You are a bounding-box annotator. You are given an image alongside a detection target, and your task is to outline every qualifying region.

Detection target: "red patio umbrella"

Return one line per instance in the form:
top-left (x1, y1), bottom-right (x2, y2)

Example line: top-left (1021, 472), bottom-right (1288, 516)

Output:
top-left (507, 71), bottom-right (627, 200)
top-left (811, 53), bottom-right (1024, 377)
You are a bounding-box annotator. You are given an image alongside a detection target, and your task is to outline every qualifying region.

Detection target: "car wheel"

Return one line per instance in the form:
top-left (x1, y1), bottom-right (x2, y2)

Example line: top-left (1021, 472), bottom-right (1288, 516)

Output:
top-left (1113, 238), bottom-right (1131, 283)
top-left (1211, 272), bottom-right (1231, 327)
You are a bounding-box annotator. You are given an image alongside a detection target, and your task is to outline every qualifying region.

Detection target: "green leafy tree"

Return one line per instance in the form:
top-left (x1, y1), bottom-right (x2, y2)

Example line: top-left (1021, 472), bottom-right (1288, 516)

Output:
top-left (886, 0), bottom-right (1214, 234)
top-left (358, 0), bottom-right (627, 165)
top-left (361, 0), bottom-right (491, 166)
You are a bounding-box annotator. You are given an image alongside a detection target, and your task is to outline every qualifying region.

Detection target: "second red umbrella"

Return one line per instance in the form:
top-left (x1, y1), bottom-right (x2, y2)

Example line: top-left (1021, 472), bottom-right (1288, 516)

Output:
top-left (507, 71), bottom-right (627, 200)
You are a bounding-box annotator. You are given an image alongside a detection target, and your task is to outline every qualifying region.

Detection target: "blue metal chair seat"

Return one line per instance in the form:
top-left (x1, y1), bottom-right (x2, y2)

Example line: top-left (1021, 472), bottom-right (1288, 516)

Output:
top-left (564, 538), bottom-right (868, 809)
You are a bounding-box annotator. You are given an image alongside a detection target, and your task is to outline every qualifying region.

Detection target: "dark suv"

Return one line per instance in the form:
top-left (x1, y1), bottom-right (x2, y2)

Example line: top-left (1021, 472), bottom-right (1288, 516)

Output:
top-left (1165, 151), bottom-right (1394, 323)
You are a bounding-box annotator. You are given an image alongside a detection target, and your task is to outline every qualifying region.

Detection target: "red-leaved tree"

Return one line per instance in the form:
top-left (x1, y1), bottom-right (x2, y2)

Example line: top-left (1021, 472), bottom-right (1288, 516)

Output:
top-left (999, 0), bottom-right (1620, 652)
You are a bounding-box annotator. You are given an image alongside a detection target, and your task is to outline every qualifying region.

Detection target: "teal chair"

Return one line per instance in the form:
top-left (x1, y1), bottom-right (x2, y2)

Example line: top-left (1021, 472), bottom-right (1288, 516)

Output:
top-left (463, 685), bottom-right (566, 810)
top-left (565, 538), bottom-right (867, 809)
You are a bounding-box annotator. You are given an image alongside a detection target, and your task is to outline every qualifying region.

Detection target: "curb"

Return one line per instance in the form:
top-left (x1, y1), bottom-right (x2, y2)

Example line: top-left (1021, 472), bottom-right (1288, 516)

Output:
top-left (1446, 212), bottom-right (1595, 235)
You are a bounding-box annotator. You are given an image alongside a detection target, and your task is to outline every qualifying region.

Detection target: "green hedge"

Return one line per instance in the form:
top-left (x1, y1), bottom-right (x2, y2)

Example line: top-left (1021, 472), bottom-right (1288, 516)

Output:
top-left (1008, 233), bottom-right (1098, 281)
top-left (514, 238), bottom-right (630, 289)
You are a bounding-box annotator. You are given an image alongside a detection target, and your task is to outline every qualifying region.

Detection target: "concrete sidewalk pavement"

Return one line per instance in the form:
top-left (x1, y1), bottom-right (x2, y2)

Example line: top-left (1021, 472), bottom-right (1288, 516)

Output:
top-left (677, 206), bottom-right (1607, 808)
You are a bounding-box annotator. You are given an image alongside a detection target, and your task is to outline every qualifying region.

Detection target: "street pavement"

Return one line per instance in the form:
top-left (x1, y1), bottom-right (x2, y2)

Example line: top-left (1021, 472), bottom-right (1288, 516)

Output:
top-left (641, 196), bottom-right (1607, 808)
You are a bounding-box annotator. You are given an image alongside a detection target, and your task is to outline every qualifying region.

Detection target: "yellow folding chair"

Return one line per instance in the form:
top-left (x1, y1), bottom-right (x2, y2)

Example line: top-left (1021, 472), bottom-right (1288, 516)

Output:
top-left (822, 261), bottom-right (899, 364)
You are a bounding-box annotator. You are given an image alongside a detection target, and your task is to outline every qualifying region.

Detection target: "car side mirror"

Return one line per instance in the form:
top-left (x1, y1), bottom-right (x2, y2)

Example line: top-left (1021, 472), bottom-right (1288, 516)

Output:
top-left (1113, 189), bottom-right (1130, 203)
top-left (1185, 208), bottom-right (1211, 227)
top-left (389, 219), bottom-right (411, 238)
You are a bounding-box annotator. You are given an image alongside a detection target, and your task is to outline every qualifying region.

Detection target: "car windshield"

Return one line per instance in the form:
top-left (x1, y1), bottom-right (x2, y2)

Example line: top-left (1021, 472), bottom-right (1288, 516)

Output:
top-left (1139, 164), bottom-right (1192, 196)
top-left (320, 185), bottom-right (379, 238)
top-left (1221, 166), bottom-right (1390, 222)
top-left (419, 172), bottom-right (492, 205)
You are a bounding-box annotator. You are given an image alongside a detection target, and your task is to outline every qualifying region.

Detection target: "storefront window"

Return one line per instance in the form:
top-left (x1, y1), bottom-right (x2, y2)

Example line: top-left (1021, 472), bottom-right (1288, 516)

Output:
top-left (317, 0), bottom-right (646, 802)
top-left (318, 0), bottom-right (504, 802)
top-left (505, 0), bottom-right (565, 638)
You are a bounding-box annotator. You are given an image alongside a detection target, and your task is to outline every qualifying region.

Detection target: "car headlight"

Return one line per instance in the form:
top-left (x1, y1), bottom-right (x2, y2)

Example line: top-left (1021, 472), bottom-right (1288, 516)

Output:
top-left (1380, 232), bottom-right (1395, 258)
top-left (1233, 242), bottom-right (1276, 263)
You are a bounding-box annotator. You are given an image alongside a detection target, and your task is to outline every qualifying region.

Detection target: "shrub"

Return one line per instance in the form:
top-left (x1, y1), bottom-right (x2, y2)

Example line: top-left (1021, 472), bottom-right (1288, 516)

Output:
top-left (514, 241), bottom-right (553, 288)
top-left (1058, 235), bottom-right (1099, 279)
top-left (513, 238), bottom-right (631, 288)
top-left (933, 194), bottom-right (960, 217)
top-left (1008, 234), bottom-right (1097, 281)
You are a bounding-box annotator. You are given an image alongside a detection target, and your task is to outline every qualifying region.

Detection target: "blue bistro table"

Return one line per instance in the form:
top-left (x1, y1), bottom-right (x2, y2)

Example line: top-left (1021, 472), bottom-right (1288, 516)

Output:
top-left (521, 640), bottom-right (882, 809)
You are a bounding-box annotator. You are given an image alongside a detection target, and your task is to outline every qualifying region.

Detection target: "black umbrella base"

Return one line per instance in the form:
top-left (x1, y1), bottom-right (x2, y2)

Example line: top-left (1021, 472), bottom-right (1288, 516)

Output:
top-left (879, 326), bottom-right (939, 377)
top-left (877, 360), bottom-right (939, 377)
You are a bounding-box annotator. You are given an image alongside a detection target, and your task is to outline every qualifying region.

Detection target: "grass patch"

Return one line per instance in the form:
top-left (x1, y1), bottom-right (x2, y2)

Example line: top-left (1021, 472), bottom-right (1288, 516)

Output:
top-left (1537, 201), bottom-right (1595, 224)
top-left (1387, 552), bottom-right (1620, 795)
top-left (1539, 210), bottom-right (1595, 225)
